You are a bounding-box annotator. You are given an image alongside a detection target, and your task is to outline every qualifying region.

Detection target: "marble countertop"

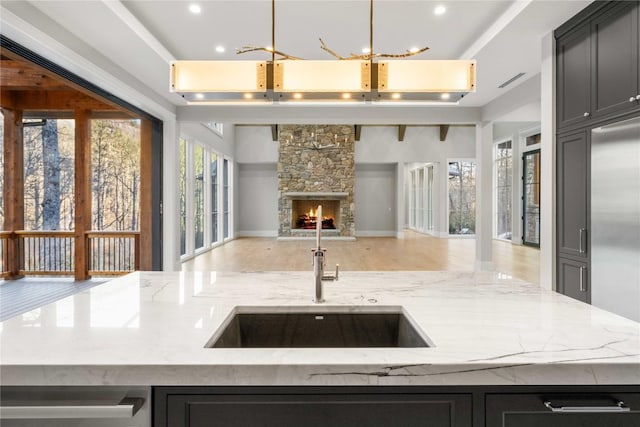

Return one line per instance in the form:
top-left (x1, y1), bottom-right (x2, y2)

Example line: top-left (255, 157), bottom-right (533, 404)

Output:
top-left (1, 271), bottom-right (639, 386)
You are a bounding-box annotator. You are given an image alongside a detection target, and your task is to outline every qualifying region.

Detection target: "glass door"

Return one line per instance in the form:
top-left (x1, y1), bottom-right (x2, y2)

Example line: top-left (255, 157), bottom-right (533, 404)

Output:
top-left (522, 149), bottom-right (540, 247)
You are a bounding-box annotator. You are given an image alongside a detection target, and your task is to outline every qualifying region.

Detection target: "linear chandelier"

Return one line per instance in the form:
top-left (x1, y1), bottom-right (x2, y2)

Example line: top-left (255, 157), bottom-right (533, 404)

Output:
top-left (170, 0), bottom-right (476, 104)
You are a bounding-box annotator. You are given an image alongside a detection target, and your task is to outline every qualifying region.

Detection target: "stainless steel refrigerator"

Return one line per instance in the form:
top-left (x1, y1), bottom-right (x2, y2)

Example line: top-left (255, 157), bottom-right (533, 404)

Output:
top-left (591, 116), bottom-right (640, 322)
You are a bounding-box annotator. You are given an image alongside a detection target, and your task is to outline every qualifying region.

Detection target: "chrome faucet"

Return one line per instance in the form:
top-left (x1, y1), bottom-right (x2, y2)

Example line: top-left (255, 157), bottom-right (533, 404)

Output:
top-left (312, 205), bottom-right (338, 303)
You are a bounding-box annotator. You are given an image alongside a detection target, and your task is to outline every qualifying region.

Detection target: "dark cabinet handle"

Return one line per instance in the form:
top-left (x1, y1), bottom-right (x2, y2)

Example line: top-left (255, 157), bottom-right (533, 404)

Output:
top-left (544, 400), bottom-right (629, 413)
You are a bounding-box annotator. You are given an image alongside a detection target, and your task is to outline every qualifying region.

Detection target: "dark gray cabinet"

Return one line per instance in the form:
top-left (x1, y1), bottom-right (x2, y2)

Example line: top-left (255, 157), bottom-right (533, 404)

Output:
top-left (154, 387), bottom-right (471, 427)
top-left (556, 1), bottom-right (640, 131)
top-left (591, 1), bottom-right (640, 119)
top-left (556, 131), bottom-right (589, 259)
top-left (557, 24), bottom-right (592, 128)
top-left (486, 393), bottom-right (640, 427)
top-left (557, 256), bottom-right (589, 303)
top-left (155, 386), bottom-right (640, 427)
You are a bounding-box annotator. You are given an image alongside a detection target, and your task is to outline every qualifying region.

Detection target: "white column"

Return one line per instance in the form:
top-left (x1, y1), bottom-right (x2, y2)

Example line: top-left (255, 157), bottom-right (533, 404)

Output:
top-left (540, 32), bottom-right (556, 290)
top-left (511, 130), bottom-right (522, 245)
top-left (475, 123), bottom-right (494, 271)
top-left (162, 119), bottom-right (181, 271)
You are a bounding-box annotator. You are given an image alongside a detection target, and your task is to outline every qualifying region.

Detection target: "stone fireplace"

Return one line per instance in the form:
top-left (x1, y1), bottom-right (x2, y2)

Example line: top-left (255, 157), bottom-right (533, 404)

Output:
top-left (278, 125), bottom-right (355, 238)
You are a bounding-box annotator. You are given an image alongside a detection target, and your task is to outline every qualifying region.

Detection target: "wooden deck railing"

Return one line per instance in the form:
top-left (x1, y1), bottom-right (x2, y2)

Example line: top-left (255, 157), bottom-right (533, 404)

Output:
top-left (1, 230), bottom-right (140, 279)
top-left (86, 231), bottom-right (140, 276)
top-left (0, 231), bottom-right (12, 279)
top-left (15, 230), bottom-right (75, 275)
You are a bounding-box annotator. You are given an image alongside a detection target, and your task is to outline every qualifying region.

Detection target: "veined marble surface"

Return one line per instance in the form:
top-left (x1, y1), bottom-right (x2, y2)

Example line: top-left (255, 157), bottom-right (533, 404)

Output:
top-left (1, 271), bottom-right (638, 386)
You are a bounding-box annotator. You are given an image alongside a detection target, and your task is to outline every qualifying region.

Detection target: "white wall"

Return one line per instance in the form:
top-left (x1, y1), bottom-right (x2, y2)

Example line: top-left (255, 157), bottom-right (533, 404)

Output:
top-left (235, 126), bottom-right (279, 163)
top-left (355, 164), bottom-right (396, 236)
top-left (237, 163), bottom-right (278, 237)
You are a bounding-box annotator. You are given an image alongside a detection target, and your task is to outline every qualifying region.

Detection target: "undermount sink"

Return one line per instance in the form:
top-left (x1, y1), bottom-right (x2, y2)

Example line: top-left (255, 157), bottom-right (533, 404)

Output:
top-left (206, 306), bottom-right (432, 348)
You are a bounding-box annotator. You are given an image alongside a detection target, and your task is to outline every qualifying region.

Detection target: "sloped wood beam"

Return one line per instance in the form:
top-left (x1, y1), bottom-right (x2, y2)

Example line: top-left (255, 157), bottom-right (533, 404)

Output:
top-left (3, 109), bottom-right (24, 279)
top-left (398, 125), bottom-right (406, 142)
top-left (139, 119), bottom-right (153, 270)
top-left (0, 60), bottom-right (70, 90)
top-left (74, 109), bottom-right (92, 281)
top-left (1, 90), bottom-right (119, 112)
top-left (439, 125), bottom-right (450, 142)
top-left (271, 124), bottom-right (278, 142)
top-left (354, 125), bottom-right (361, 141)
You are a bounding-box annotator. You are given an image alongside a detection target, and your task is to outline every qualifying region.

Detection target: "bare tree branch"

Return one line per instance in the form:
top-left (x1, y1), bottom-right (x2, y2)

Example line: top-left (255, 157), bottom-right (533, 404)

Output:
top-left (319, 38), bottom-right (429, 60)
top-left (235, 46), bottom-right (303, 60)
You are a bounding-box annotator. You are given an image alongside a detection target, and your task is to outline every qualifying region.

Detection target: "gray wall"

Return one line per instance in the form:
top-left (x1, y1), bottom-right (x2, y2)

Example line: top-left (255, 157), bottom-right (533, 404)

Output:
top-left (355, 164), bottom-right (396, 236)
top-left (237, 163), bottom-right (278, 236)
top-left (234, 125), bottom-right (476, 237)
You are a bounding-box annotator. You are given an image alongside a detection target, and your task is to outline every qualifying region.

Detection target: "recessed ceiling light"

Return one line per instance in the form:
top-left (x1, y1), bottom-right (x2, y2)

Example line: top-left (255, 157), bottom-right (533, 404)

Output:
top-left (195, 93), bottom-right (205, 100)
top-left (434, 5), bottom-right (446, 15)
top-left (362, 47), bottom-right (371, 54)
top-left (215, 45), bottom-right (225, 53)
top-left (440, 93), bottom-right (451, 100)
top-left (189, 4), bottom-right (201, 14)
top-left (266, 46), bottom-right (274, 52)
top-left (409, 47), bottom-right (420, 53)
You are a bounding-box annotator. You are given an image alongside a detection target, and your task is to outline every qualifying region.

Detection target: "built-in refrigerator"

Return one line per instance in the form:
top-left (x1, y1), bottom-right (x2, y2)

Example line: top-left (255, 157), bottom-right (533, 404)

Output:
top-left (591, 116), bottom-right (640, 322)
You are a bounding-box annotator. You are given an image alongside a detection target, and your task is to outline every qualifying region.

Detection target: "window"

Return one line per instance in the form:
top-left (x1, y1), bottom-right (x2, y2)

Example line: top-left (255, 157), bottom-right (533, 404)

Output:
top-left (223, 158), bottom-right (230, 240)
top-left (206, 122), bottom-right (223, 135)
top-left (179, 138), bottom-right (187, 256)
top-left (523, 150), bottom-right (541, 247)
top-left (194, 144), bottom-right (205, 250)
top-left (448, 161), bottom-right (476, 235)
top-left (211, 153), bottom-right (219, 244)
top-left (409, 170), bottom-right (417, 229)
top-left (417, 168), bottom-right (425, 230)
top-left (525, 133), bottom-right (541, 146)
top-left (494, 140), bottom-right (512, 241)
top-left (426, 165), bottom-right (434, 231)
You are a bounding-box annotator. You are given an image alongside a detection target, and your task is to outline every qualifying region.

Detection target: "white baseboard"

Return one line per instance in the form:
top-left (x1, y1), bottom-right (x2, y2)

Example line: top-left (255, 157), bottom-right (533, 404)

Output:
top-left (355, 231), bottom-right (397, 237)
top-left (236, 230), bottom-right (278, 237)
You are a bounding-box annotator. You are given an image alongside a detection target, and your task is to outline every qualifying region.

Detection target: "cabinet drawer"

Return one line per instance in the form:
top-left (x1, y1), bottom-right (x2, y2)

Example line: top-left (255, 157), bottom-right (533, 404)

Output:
top-left (486, 393), bottom-right (640, 427)
top-left (156, 390), bottom-right (472, 427)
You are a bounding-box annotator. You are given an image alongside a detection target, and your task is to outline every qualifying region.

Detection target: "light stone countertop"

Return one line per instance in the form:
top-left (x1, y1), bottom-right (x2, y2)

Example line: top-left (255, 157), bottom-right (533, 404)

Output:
top-left (1, 270), bottom-right (638, 386)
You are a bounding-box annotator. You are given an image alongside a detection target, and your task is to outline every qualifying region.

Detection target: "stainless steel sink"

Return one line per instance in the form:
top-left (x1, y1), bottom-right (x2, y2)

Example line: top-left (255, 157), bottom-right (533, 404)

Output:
top-left (206, 306), bottom-right (432, 348)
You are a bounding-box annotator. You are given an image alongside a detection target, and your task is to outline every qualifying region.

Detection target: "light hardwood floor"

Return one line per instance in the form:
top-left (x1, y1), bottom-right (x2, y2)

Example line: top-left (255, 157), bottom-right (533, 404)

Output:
top-left (182, 231), bottom-right (540, 284)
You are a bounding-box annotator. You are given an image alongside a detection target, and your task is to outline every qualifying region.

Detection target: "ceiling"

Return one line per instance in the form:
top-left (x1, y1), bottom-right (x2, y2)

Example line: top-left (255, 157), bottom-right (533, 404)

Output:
top-left (2, 0), bottom-right (591, 112)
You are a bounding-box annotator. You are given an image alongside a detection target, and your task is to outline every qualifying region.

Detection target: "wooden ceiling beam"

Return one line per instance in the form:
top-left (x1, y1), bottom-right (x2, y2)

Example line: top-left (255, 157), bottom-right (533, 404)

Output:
top-left (354, 125), bottom-right (361, 141)
top-left (398, 125), bottom-right (406, 142)
top-left (0, 60), bottom-right (70, 90)
top-left (439, 125), bottom-right (450, 142)
top-left (1, 90), bottom-right (123, 113)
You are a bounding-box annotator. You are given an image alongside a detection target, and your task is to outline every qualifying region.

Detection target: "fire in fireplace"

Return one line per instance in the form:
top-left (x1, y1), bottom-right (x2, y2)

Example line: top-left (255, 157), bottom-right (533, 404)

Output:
top-left (292, 200), bottom-right (339, 230)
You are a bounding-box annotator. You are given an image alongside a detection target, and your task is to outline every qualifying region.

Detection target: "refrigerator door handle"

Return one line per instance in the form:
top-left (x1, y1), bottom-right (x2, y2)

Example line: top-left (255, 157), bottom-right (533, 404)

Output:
top-left (579, 266), bottom-right (587, 292)
top-left (579, 228), bottom-right (587, 254)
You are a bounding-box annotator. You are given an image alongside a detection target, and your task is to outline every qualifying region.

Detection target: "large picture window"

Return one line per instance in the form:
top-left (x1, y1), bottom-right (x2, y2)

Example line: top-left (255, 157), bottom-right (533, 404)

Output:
top-left (448, 160), bottom-right (476, 235)
top-left (494, 140), bottom-right (512, 240)
top-left (179, 138), bottom-right (233, 259)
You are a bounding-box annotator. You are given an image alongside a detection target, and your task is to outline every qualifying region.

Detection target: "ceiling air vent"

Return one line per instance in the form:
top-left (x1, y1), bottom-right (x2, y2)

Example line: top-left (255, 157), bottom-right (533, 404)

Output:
top-left (498, 72), bottom-right (525, 89)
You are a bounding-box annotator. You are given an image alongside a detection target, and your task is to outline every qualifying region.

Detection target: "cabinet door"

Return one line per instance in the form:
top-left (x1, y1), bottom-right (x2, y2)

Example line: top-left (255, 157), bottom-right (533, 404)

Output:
top-left (557, 24), bottom-right (591, 128)
top-left (486, 393), bottom-right (640, 427)
top-left (557, 131), bottom-right (589, 258)
top-left (591, 1), bottom-right (640, 119)
top-left (557, 257), bottom-right (589, 303)
top-left (160, 393), bottom-right (472, 427)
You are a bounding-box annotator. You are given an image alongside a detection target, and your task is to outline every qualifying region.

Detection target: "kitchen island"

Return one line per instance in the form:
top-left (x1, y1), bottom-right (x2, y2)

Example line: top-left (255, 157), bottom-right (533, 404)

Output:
top-left (1, 271), bottom-right (639, 426)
